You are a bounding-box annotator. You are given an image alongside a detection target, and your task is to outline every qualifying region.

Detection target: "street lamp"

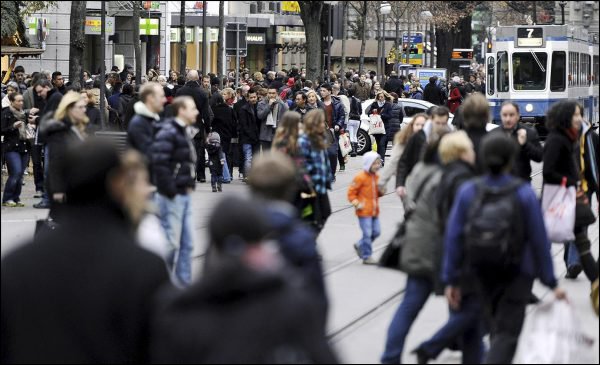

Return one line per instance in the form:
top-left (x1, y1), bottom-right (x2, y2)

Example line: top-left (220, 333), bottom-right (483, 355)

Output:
top-left (558, 1), bottom-right (567, 25)
top-left (380, 3), bottom-right (391, 80)
top-left (420, 11), bottom-right (433, 67)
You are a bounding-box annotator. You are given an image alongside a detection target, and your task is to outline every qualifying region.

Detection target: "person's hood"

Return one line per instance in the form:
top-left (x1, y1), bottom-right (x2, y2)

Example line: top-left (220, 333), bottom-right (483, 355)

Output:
top-left (133, 101), bottom-right (160, 121)
top-left (362, 151), bottom-right (380, 172)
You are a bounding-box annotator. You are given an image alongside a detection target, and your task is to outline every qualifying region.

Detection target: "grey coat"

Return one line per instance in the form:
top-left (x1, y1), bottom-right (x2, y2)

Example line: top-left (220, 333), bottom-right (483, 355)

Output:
top-left (257, 99), bottom-right (288, 142)
top-left (400, 162), bottom-right (444, 293)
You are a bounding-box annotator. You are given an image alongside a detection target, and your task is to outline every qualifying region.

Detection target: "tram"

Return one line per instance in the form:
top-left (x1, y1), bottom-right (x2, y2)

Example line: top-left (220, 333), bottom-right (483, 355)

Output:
top-left (485, 25), bottom-right (599, 134)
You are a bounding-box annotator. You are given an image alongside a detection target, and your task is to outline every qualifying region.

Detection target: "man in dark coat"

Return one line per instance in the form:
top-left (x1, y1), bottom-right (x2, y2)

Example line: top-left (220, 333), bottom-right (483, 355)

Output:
top-left (1, 140), bottom-right (170, 364)
top-left (176, 70), bottom-right (212, 183)
top-left (151, 196), bottom-right (337, 364)
top-left (237, 89), bottom-right (260, 181)
top-left (423, 77), bottom-right (445, 106)
top-left (383, 71), bottom-right (403, 95)
top-left (127, 82), bottom-right (165, 167)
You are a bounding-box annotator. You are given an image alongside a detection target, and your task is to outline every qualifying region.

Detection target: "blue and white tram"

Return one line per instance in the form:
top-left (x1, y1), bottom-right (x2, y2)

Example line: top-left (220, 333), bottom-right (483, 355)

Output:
top-left (485, 25), bottom-right (599, 134)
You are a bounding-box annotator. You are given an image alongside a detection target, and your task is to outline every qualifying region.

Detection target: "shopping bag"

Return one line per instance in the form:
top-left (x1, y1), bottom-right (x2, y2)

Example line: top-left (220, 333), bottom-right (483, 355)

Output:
top-left (514, 300), bottom-right (596, 364)
top-left (266, 111), bottom-right (276, 127)
top-left (368, 114), bottom-right (386, 135)
top-left (541, 178), bottom-right (576, 242)
top-left (338, 133), bottom-right (352, 157)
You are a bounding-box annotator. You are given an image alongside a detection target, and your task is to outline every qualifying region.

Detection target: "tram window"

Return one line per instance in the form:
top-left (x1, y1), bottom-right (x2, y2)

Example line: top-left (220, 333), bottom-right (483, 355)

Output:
top-left (582, 54), bottom-right (591, 86)
top-left (497, 52), bottom-right (509, 92)
top-left (512, 52), bottom-right (548, 90)
top-left (487, 56), bottom-right (495, 95)
top-left (551, 51), bottom-right (566, 92)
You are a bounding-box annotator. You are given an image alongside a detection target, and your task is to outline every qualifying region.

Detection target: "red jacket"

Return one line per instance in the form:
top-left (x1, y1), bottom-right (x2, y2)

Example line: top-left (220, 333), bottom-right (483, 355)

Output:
top-left (447, 87), bottom-right (462, 113)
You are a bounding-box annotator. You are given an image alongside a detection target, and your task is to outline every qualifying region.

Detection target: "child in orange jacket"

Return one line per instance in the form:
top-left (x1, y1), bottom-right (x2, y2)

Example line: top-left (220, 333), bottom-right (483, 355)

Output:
top-left (348, 151), bottom-right (384, 264)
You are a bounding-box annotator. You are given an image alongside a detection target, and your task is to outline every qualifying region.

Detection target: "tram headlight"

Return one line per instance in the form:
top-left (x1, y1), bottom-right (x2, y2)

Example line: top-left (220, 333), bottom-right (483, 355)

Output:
top-left (525, 104), bottom-right (534, 112)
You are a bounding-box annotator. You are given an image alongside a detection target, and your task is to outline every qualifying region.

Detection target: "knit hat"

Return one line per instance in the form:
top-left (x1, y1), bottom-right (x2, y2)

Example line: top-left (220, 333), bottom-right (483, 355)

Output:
top-left (207, 131), bottom-right (221, 145)
top-left (287, 77), bottom-right (295, 87)
top-left (362, 151), bottom-right (380, 172)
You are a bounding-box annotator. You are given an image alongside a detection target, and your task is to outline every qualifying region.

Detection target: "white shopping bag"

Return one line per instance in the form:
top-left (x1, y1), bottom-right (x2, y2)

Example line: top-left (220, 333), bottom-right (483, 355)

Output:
top-left (266, 111), bottom-right (276, 127)
top-left (541, 179), bottom-right (576, 243)
top-left (514, 300), bottom-right (596, 364)
top-left (338, 133), bottom-right (352, 157)
top-left (368, 114), bottom-right (385, 135)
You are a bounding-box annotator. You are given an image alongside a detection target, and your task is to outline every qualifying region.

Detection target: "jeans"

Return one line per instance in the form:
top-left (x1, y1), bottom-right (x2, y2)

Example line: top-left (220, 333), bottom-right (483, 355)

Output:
top-left (373, 133), bottom-right (388, 163)
top-left (155, 193), bottom-right (195, 287)
top-left (193, 138), bottom-right (206, 180)
top-left (242, 143), bottom-right (259, 177)
top-left (564, 241), bottom-right (581, 269)
top-left (347, 119), bottom-right (360, 143)
top-left (2, 152), bottom-right (28, 203)
top-left (221, 140), bottom-right (233, 179)
top-left (211, 174), bottom-right (223, 186)
top-left (418, 295), bottom-right (485, 364)
top-left (31, 143), bottom-right (44, 192)
top-left (222, 151), bottom-right (231, 183)
top-left (260, 140), bottom-right (272, 153)
top-left (381, 276), bottom-right (433, 364)
top-left (357, 216), bottom-right (380, 259)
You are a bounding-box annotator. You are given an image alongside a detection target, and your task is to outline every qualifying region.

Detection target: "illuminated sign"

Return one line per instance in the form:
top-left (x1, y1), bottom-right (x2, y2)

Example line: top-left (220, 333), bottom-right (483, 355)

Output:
top-left (246, 33), bottom-right (265, 44)
top-left (451, 49), bottom-right (473, 61)
top-left (517, 27), bottom-right (543, 47)
top-left (85, 17), bottom-right (115, 36)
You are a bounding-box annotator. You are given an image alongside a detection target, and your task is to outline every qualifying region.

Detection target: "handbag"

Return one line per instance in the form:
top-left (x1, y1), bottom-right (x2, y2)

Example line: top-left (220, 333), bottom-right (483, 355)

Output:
top-left (541, 178), bottom-right (576, 242)
top-left (368, 114), bottom-right (385, 135)
top-left (34, 217), bottom-right (58, 240)
top-left (379, 171), bottom-right (434, 270)
top-left (575, 189), bottom-right (596, 227)
top-left (338, 133), bottom-right (352, 157)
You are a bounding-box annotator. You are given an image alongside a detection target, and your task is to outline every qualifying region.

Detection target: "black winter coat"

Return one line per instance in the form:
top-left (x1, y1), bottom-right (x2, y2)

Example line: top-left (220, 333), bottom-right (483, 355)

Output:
top-left (396, 130), bottom-right (427, 187)
top-left (384, 76), bottom-right (403, 95)
top-left (423, 83), bottom-right (445, 106)
top-left (238, 102), bottom-right (260, 145)
top-left (85, 105), bottom-right (102, 135)
top-left (491, 124), bottom-right (543, 181)
top-left (1, 205), bottom-right (169, 364)
top-left (211, 103), bottom-right (237, 143)
top-left (387, 102), bottom-right (403, 140)
top-left (151, 119), bottom-right (196, 197)
top-left (543, 128), bottom-right (579, 187)
top-left (175, 81), bottom-right (212, 137)
top-left (151, 264), bottom-right (337, 364)
top-left (127, 105), bottom-right (158, 165)
top-left (1, 107), bottom-right (29, 153)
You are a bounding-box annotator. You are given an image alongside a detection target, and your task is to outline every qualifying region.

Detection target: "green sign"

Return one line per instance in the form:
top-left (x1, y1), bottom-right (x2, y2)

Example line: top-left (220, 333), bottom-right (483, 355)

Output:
top-left (140, 18), bottom-right (159, 36)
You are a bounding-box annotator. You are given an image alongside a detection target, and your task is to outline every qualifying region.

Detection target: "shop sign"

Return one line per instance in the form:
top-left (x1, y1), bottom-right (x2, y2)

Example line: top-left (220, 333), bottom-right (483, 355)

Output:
top-left (246, 33), bottom-right (265, 44)
top-left (85, 17), bottom-right (115, 36)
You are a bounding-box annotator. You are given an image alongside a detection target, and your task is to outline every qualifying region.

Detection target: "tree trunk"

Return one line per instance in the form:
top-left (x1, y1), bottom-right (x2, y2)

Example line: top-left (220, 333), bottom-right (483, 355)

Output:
top-left (340, 1), bottom-right (347, 79)
top-left (376, 10), bottom-right (382, 78)
top-left (359, 0), bottom-right (367, 74)
top-left (133, 1), bottom-right (142, 84)
top-left (435, 14), bottom-right (472, 75)
top-left (395, 2), bottom-right (400, 66)
top-left (404, 18), bottom-right (410, 68)
top-left (179, 1), bottom-right (186, 75)
top-left (68, 1), bottom-right (86, 89)
top-left (217, 0), bottom-right (224, 87)
top-left (298, 2), bottom-right (323, 82)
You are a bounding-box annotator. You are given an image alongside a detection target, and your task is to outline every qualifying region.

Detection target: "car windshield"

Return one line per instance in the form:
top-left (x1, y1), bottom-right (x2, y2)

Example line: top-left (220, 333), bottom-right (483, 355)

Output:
top-left (512, 52), bottom-right (547, 90)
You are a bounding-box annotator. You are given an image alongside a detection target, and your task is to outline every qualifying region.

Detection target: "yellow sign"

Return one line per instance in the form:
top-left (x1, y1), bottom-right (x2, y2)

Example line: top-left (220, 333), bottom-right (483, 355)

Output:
top-left (282, 1), bottom-right (300, 13)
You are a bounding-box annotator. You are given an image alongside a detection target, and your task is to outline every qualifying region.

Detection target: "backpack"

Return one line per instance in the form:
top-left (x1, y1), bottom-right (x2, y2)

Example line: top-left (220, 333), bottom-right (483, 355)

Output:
top-left (464, 178), bottom-right (525, 275)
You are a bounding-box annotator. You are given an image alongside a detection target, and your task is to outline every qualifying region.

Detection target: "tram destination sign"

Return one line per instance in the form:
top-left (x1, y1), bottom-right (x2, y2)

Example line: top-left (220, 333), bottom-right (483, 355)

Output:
top-left (517, 27), bottom-right (544, 47)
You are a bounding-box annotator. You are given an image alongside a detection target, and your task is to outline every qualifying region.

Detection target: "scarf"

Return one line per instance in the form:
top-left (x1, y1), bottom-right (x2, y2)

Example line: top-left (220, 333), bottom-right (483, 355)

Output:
top-left (377, 101), bottom-right (385, 108)
top-left (564, 127), bottom-right (579, 142)
top-left (10, 106), bottom-right (28, 140)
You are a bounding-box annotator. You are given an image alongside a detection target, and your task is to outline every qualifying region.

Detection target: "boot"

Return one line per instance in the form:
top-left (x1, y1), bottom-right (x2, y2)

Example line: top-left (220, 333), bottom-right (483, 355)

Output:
top-left (350, 142), bottom-right (358, 157)
top-left (217, 183), bottom-right (222, 192)
top-left (212, 185), bottom-right (217, 193)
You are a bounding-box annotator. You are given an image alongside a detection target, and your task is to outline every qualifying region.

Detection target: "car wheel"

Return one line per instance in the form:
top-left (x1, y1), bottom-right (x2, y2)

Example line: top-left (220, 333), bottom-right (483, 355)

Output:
top-left (356, 129), bottom-right (371, 155)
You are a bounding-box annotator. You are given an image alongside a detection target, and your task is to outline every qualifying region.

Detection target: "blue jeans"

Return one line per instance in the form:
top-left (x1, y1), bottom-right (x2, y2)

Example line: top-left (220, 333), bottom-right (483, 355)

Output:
top-left (2, 152), bottom-right (27, 203)
top-left (156, 193), bottom-right (195, 286)
top-left (40, 145), bottom-right (50, 205)
top-left (381, 276), bottom-right (433, 364)
top-left (222, 151), bottom-right (231, 183)
top-left (242, 143), bottom-right (259, 178)
top-left (357, 216), bottom-right (380, 259)
top-left (418, 295), bottom-right (485, 364)
top-left (564, 241), bottom-right (581, 269)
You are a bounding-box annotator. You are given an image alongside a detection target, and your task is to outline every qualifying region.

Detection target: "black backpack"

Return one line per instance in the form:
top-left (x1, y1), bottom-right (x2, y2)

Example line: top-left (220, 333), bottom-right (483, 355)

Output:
top-left (464, 177), bottom-right (525, 275)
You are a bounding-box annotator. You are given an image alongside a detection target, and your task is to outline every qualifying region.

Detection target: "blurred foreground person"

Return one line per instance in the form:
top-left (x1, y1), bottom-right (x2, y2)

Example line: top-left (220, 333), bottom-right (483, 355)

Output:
top-left (1, 141), bottom-right (170, 363)
top-left (151, 196), bottom-right (337, 364)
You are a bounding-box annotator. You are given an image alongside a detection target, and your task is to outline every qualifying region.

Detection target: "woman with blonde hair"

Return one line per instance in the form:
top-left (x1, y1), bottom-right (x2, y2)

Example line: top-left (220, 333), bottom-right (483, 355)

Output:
top-left (378, 113), bottom-right (427, 192)
top-left (298, 109), bottom-right (332, 233)
top-left (80, 89), bottom-right (101, 134)
top-left (305, 89), bottom-right (323, 110)
top-left (39, 91), bottom-right (88, 219)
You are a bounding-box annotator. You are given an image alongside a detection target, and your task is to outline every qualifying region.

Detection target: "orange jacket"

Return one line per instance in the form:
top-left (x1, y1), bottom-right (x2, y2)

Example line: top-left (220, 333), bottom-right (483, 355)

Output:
top-left (348, 171), bottom-right (383, 217)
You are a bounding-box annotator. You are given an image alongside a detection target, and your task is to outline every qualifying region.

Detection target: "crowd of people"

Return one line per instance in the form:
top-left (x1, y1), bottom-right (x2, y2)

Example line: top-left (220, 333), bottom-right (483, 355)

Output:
top-left (1, 62), bottom-right (598, 364)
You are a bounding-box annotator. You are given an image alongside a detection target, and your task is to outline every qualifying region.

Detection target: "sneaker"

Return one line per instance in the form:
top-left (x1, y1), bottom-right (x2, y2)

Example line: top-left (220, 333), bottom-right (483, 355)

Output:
top-left (362, 257), bottom-right (378, 265)
top-left (339, 165), bottom-right (345, 172)
top-left (353, 243), bottom-right (361, 259)
top-left (2, 201), bottom-right (17, 207)
top-left (34, 191), bottom-right (43, 198)
top-left (565, 264), bottom-right (583, 279)
top-left (33, 201), bottom-right (51, 209)
top-left (14, 202), bottom-right (25, 207)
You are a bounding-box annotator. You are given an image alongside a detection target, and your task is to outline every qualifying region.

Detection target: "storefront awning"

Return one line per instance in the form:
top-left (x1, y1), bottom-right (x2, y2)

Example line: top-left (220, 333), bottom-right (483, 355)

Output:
top-left (1, 46), bottom-right (45, 57)
top-left (330, 40), bottom-right (395, 59)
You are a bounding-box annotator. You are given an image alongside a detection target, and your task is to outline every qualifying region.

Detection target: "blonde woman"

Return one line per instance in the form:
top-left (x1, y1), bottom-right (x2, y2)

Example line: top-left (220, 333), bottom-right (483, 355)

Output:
top-left (39, 91), bottom-right (88, 218)
top-left (306, 89), bottom-right (323, 110)
top-left (378, 113), bottom-right (427, 192)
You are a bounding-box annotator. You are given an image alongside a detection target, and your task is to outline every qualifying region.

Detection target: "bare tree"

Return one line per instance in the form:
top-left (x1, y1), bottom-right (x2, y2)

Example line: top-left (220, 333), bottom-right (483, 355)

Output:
top-left (298, 2), bottom-right (324, 82)
top-left (340, 1), bottom-right (348, 78)
top-left (133, 0), bottom-right (142, 85)
top-left (68, 1), bottom-right (86, 89)
top-left (348, 1), bottom-right (369, 74)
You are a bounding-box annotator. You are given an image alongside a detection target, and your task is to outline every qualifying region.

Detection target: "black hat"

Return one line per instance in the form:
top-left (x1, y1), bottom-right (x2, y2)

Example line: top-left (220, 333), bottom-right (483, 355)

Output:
top-left (209, 196), bottom-right (270, 254)
top-left (480, 132), bottom-right (518, 174)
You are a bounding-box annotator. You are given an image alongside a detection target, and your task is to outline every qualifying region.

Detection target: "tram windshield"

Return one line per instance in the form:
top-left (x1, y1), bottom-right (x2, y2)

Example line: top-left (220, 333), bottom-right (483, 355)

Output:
top-left (512, 52), bottom-right (548, 90)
